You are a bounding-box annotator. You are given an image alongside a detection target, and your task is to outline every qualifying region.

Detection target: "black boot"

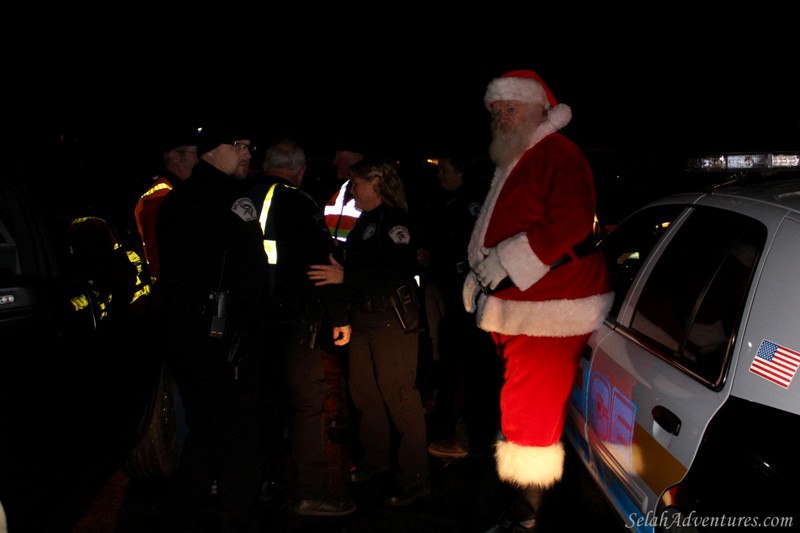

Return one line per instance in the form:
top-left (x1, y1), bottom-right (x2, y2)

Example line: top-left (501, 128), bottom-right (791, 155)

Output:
top-left (512, 485), bottom-right (543, 531)
top-left (482, 485), bottom-right (544, 533)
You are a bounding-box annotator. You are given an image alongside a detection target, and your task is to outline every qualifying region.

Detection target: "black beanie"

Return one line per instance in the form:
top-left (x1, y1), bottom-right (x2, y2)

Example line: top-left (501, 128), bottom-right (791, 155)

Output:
top-left (196, 121), bottom-right (249, 156)
top-left (156, 124), bottom-right (201, 154)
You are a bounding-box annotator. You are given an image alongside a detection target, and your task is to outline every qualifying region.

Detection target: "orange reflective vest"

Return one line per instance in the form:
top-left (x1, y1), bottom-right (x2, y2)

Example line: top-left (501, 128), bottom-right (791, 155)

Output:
top-left (134, 176), bottom-right (174, 282)
top-left (323, 180), bottom-right (361, 243)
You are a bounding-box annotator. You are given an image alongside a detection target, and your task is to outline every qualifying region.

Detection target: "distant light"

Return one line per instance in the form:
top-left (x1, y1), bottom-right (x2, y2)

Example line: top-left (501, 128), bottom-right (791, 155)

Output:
top-left (688, 152), bottom-right (800, 171)
top-left (727, 153), bottom-right (769, 169)
top-left (772, 154), bottom-right (800, 167)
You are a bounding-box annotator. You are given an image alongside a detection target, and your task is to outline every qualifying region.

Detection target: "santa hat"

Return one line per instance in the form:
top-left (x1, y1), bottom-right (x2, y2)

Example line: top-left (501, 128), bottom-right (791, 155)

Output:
top-left (484, 69), bottom-right (558, 110)
top-left (484, 69), bottom-right (571, 133)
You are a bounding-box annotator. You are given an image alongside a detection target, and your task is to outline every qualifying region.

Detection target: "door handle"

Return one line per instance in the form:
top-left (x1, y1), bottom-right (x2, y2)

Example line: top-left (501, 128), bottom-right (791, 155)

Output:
top-left (652, 405), bottom-right (681, 436)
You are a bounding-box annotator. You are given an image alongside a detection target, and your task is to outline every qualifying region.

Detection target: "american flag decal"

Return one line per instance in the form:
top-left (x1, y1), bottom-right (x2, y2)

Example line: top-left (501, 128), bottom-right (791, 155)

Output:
top-left (749, 339), bottom-right (800, 389)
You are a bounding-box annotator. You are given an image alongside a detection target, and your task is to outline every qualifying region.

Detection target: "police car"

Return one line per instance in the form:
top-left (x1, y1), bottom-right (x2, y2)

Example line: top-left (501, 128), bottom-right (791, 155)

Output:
top-left (0, 176), bottom-right (175, 532)
top-left (564, 152), bottom-right (800, 532)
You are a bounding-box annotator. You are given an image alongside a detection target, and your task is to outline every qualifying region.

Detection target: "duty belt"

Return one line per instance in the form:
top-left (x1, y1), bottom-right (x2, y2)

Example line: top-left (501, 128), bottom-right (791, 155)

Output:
top-left (162, 292), bottom-right (210, 315)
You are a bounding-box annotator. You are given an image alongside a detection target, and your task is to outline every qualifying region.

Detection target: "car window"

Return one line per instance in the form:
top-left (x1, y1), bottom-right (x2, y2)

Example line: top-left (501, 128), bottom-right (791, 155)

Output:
top-left (599, 204), bottom-right (685, 319)
top-left (629, 207), bottom-right (765, 388)
top-left (0, 218), bottom-right (16, 278)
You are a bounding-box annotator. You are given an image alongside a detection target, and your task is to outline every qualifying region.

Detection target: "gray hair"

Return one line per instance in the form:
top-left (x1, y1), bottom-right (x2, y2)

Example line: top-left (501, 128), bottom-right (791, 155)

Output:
top-left (264, 139), bottom-right (305, 171)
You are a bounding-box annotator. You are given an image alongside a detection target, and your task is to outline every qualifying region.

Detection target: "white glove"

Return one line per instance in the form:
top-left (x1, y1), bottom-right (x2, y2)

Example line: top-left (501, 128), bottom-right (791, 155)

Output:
top-left (462, 271), bottom-right (481, 313)
top-left (474, 248), bottom-right (508, 291)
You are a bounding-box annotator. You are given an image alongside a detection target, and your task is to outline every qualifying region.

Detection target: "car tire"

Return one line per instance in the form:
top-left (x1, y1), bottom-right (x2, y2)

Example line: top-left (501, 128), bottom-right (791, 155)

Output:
top-left (124, 361), bottom-right (178, 478)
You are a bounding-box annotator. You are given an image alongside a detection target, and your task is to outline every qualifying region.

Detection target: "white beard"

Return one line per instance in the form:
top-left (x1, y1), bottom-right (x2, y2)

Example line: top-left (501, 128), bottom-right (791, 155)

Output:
top-left (488, 116), bottom-right (537, 169)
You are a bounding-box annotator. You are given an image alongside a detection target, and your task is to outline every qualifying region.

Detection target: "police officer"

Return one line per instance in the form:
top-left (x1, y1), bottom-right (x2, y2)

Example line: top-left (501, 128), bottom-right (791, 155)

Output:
top-left (134, 127), bottom-right (200, 284)
top-left (323, 139), bottom-right (366, 251)
top-left (156, 122), bottom-right (274, 533)
top-left (319, 137), bottom-right (368, 432)
top-left (309, 157), bottom-right (430, 507)
top-left (247, 139), bottom-right (356, 517)
top-left (421, 154), bottom-right (502, 460)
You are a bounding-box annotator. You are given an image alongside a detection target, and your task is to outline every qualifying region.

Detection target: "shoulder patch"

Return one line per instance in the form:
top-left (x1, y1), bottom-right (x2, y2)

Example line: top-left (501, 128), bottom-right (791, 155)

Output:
top-left (231, 197), bottom-right (258, 222)
top-left (468, 202), bottom-right (482, 218)
top-left (388, 225), bottom-right (411, 244)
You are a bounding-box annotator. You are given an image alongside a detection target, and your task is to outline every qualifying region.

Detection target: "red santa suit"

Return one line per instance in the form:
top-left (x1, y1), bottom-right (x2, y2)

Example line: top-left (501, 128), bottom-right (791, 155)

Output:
top-left (464, 70), bottom-right (613, 489)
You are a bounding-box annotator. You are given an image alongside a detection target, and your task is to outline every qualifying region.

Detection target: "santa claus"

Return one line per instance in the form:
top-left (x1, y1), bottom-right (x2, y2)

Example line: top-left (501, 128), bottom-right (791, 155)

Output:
top-left (464, 70), bottom-right (613, 532)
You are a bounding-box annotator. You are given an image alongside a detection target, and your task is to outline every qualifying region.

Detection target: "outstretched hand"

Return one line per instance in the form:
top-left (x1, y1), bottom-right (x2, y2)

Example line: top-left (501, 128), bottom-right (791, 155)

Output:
top-left (308, 254), bottom-right (344, 286)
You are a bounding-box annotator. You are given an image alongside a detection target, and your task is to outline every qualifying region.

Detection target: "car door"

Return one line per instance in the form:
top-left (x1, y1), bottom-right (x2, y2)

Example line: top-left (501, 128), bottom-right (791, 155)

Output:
top-left (570, 202), bottom-right (765, 531)
top-left (0, 179), bottom-right (162, 532)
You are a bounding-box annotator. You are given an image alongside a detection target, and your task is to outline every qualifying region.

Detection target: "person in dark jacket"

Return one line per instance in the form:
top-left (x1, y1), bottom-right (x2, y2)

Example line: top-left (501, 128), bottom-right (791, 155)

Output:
top-left (419, 155), bottom-right (502, 461)
top-left (156, 122), bottom-right (274, 533)
top-left (309, 157), bottom-right (430, 507)
top-left (248, 139), bottom-right (355, 518)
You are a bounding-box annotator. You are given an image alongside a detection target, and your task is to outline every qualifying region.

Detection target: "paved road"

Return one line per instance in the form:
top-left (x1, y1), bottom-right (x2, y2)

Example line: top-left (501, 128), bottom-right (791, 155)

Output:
top-left (73, 427), bottom-right (624, 533)
top-left (72, 348), bottom-right (625, 533)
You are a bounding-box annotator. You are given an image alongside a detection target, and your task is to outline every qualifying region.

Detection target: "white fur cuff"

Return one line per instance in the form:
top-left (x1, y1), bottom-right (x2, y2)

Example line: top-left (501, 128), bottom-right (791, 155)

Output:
top-left (495, 440), bottom-right (565, 488)
top-left (496, 233), bottom-right (548, 291)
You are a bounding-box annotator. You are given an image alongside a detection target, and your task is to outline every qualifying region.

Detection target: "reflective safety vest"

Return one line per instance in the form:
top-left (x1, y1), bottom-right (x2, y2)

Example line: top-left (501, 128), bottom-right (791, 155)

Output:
top-left (67, 216), bottom-right (151, 319)
top-left (323, 180), bottom-right (361, 243)
top-left (258, 182), bottom-right (296, 264)
top-left (134, 177), bottom-right (174, 282)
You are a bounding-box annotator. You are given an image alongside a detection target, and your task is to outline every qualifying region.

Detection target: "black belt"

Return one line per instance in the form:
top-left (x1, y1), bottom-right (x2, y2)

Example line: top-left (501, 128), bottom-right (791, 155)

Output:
top-left (159, 289), bottom-right (211, 315)
top-left (548, 232), bottom-right (599, 269)
top-left (489, 232), bottom-right (599, 293)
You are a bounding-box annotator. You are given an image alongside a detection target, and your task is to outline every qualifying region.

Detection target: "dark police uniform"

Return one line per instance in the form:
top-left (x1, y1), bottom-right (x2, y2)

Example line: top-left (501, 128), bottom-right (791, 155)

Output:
top-left (343, 203), bottom-right (429, 492)
top-left (248, 176), bottom-right (349, 503)
top-left (156, 159), bottom-right (273, 533)
top-left (423, 180), bottom-right (502, 455)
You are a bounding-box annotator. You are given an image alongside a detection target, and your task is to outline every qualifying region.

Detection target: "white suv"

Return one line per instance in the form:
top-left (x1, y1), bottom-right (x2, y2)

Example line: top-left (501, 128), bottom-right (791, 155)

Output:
top-left (564, 153), bottom-right (800, 532)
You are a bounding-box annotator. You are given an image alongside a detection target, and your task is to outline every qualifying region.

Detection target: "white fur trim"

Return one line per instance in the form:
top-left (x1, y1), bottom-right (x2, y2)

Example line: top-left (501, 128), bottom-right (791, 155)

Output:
top-left (469, 165), bottom-right (509, 266)
top-left (468, 104), bottom-right (573, 269)
top-left (495, 440), bottom-right (565, 488)
top-left (485, 78), bottom-right (548, 109)
top-left (477, 292), bottom-right (614, 337)
top-left (544, 104), bottom-right (571, 131)
top-left (496, 233), bottom-right (548, 291)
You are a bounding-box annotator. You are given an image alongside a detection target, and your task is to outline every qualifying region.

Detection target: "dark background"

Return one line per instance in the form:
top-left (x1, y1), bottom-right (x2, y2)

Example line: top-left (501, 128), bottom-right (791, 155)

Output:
top-left (4, 15), bottom-right (800, 231)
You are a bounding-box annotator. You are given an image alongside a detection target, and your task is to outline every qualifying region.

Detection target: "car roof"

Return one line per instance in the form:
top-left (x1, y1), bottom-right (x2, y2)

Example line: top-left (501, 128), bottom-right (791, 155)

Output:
top-left (646, 175), bottom-right (800, 215)
top-left (706, 174), bottom-right (800, 209)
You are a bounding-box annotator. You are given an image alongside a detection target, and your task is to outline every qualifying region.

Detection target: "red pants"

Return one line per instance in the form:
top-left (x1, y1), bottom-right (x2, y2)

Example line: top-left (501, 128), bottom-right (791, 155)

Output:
top-left (491, 332), bottom-right (590, 447)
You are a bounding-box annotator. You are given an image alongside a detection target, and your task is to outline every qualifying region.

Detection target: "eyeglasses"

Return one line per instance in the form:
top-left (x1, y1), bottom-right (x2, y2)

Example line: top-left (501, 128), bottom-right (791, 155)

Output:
top-left (230, 141), bottom-right (256, 154)
top-left (489, 105), bottom-right (519, 120)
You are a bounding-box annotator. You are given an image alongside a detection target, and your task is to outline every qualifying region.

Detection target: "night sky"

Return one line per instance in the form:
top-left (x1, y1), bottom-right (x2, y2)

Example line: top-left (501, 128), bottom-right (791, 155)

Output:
top-left (4, 17), bottom-right (799, 228)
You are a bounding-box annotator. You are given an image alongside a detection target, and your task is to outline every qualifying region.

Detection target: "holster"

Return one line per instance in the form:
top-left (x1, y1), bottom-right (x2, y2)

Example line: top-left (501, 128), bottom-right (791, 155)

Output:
top-left (303, 299), bottom-right (324, 349)
top-left (389, 282), bottom-right (421, 333)
top-left (272, 297), bottom-right (324, 349)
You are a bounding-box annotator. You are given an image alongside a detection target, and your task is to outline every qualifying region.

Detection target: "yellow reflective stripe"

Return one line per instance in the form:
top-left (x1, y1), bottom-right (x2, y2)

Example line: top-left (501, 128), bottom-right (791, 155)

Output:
top-left (259, 182), bottom-right (297, 265)
top-left (259, 184), bottom-right (278, 264)
top-left (264, 239), bottom-right (277, 264)
top-left (140, 181), bottom-right (173, 199)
